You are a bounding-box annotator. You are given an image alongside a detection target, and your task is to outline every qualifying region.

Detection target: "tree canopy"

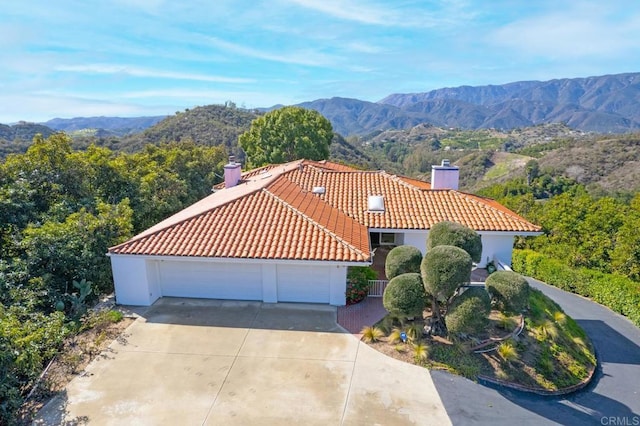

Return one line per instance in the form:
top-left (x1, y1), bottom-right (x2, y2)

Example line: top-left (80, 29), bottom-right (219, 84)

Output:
top-left (238, 106), bottom-right (333, 167)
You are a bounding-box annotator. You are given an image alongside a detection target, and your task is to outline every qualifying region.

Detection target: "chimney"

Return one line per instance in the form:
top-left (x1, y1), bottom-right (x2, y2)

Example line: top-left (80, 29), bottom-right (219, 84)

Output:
top-left (224, 155), bottom-right (242, 188)
top-left (431, 159), bottom-right (459, 190)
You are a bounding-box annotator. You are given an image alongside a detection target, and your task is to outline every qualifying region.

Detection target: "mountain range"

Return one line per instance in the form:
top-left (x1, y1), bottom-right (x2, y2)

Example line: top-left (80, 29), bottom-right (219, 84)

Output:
top-left (2, 72), bottom-right (640, 142)
top-left (304, 72), bottom-right (640, 135)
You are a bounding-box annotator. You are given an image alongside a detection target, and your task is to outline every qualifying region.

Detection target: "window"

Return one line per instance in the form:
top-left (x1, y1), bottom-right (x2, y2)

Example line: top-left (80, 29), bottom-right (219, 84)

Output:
top-left (370, 232), bottom-right (396, 246)
top-left (381, 233), bottom-right (396, 244)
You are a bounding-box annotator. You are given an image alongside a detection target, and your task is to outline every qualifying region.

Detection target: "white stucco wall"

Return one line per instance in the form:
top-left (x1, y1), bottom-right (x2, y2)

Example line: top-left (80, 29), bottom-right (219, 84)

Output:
top-left (398, 231), bottom-right (516, 268)
top-left (111, 255), bottom-right (355, 306)
top-left (402, 231), bottom-right (429, 254)
top-left (111, 256), bottom-right (160, 306)
top-left (479, 234), bottom-right (516, 267)
top-left (329, 266), bottom-right (348, 306)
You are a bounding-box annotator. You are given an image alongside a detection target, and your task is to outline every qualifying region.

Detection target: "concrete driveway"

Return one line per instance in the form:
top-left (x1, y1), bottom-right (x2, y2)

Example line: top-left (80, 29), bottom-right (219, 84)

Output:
top-left (37, 298), bottom-right (450, 425)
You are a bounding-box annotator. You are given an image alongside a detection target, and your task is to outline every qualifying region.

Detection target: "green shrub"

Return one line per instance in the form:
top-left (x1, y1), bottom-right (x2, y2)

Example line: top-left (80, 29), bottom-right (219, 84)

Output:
top-left (485, 271), bottom-right (530, 313)
top-left (385, 245), bottom-right (422, 279)
top-left (383, 273), bottom-right (426, 318)
top-left (0, 307), bottom-right (69, 424)
top-left (346, 266), bottom-right (377, 305)
top-left (427, 221), bottom-right (483, 263)
top-left (421, 245), bottom-right (472, 301)
top-left (445, 287), bottom-right (491, 337)
top-left (513, 249), bottom-right (640, 327)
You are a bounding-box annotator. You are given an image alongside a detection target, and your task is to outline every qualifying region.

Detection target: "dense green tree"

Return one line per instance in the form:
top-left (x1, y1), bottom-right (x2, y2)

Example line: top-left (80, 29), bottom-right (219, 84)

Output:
top-left (20, 200), bottom-right (133, 304)
top-left (239, 106), bottom-right (333, 167)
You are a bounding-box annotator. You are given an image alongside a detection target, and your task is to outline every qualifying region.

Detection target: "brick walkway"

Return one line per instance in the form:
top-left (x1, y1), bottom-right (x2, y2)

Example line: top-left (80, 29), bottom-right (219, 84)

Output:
top-left (337, 297), bottom-right (388, 335)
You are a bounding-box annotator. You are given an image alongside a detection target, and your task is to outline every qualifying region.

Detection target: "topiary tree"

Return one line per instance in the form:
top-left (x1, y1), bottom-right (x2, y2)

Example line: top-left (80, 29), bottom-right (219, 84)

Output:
top-left (385, 245), bottom-right (422, 279)
top-left (421, 245), bottom-right (472, 335)
top-left (446, 287), bottom-right (491, 338)
top-left (485, 271), bottom-right (530, 313)
top-left (383, 273), bottom-right (426, 319)
top-left (427, 221), bottom-right (483, 263)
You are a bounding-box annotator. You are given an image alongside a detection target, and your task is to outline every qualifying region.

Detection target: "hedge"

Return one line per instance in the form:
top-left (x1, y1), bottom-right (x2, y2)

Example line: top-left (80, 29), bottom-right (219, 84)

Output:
top-left (513, 249), bottom-right (640, 327)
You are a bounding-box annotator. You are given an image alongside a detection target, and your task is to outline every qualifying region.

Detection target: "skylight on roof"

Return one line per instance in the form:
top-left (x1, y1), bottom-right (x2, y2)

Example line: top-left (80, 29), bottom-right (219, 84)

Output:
top-left (368, 195), bottom-right (384, 212)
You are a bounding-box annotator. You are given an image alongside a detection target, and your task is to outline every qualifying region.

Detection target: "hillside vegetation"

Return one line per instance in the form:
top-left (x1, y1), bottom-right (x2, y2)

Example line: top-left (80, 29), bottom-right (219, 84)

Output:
top-left (0, 134), bottom-right (229, 423)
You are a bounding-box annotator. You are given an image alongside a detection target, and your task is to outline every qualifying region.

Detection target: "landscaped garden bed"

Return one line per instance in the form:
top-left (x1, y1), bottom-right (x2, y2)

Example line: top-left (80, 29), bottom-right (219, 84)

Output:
top-left (363, 288), bottom-right (596, 393)
top-left (364, 220), bottom-right (597, 394)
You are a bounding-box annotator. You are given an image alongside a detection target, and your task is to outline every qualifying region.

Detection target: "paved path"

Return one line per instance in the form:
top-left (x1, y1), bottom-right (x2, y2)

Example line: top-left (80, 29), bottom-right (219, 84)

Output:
top-left (36, 299), bottom-right (450, 425)
top-left (337, 297), bottom-right (388, 335)
top-left (431, 278), bottom-right (640, 426)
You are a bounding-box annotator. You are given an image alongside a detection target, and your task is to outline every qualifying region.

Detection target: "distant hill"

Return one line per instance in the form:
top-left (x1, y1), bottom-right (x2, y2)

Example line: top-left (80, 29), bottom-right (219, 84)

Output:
top-left (0, 122), bottom-right (55, 141)
top-left (452, 131), bottom-right (640, 194)
top-left (0, 122), bottom-right (57, 157)
top-left (118, 104), bottom-right (376, 168)
top-left (379, 72), bottom-right (640, 134)
top-left (296, 97), bottom-right (424, 137)
top-left (44, 116), bottom-right (166, 136)
top-left (119, 105), bottom-right (259, 153)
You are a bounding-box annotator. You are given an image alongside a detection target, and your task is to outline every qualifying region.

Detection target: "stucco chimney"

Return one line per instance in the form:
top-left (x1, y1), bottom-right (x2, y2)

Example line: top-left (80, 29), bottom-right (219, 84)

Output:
top-left (431, 159), bottom-right (459, 190)
top-left (224, 156), bottom-right (242, 188)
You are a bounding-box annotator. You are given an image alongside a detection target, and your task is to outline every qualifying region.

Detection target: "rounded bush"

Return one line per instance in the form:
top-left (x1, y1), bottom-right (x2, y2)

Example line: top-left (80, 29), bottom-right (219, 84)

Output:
top-left (383, 273), bottom-right (426, 318)
top-left (421, 245), bottom-right (472, 301)
top-left (385, 245), bottom-right (423, 279)
top-left (427, 221), bottom-right (482, 263)
top-left (485, 271), bottom-right (530, 313)
top-left (446, 287), bottom-right (491, 337)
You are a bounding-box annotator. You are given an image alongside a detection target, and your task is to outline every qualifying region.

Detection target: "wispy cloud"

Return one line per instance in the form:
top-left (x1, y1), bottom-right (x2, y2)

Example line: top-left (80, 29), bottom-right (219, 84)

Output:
top-left (205, 36), bottom-right (340, 67)
top-left (283, 0), bottom-right (462, 27)
top-left (285, 0), bottom-right (398, 26)
top-left (55, 64), bottom-right (254, 83)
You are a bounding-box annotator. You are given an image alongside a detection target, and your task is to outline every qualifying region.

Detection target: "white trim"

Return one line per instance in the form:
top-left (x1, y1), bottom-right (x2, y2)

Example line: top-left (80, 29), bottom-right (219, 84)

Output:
top-left (107, 253), bottom-right (370, 267)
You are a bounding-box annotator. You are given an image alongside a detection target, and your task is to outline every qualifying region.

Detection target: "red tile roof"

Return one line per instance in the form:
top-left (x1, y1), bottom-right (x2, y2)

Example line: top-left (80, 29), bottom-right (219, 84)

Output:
top-left (109, 159), bottom-right (540, 261)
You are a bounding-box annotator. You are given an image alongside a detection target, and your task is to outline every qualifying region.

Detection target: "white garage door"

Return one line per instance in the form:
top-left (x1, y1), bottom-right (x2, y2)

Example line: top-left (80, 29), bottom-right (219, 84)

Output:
top-left (276, 265), bottom-right (330, 303)
top-left (159, 261), bottom-right (262, 301)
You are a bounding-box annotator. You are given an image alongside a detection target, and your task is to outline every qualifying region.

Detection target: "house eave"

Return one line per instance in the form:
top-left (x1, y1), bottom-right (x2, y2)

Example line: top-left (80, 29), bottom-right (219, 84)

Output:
top-left (106, 252), bottom-right (371, 267)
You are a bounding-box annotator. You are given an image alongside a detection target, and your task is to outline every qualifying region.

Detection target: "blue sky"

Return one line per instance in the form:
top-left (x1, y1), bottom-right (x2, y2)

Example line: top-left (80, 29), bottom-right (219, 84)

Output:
top-left (2, 0), bottom-right (639, 123)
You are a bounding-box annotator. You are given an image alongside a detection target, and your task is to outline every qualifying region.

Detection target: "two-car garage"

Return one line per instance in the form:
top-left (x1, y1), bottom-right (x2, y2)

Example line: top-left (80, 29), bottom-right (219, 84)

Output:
top-left (110, 255), bottom-right (351, 306)
top-left (159, 261), bottom-right (263, 301)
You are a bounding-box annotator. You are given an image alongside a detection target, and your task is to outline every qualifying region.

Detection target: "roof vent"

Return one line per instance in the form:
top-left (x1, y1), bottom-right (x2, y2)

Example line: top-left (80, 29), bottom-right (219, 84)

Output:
top-left (368, 195), bottom-right (385, 212)
top-left (312, 186), bottom-right (325, 195)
